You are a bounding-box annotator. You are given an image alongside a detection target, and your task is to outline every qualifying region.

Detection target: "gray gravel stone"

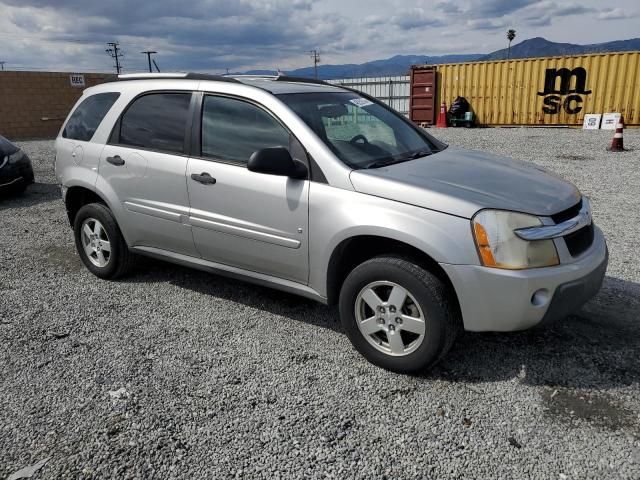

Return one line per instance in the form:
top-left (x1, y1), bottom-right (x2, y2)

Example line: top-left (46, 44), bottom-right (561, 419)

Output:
top-left (1, 129), bottom-right (639, 479)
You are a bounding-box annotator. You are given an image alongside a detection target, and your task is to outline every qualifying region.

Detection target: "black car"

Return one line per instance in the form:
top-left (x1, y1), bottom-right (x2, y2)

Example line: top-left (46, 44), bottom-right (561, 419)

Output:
top-left (0, 135), bottom-right (34, 194)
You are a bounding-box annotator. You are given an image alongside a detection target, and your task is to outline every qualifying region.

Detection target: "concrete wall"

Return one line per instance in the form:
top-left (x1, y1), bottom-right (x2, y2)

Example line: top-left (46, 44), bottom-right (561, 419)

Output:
top-left (0, 71), bottom-right (111, 140)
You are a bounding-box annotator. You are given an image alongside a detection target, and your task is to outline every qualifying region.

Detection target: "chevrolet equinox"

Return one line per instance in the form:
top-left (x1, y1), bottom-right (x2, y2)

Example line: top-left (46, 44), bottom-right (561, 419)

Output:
top-left (55, 73), bottom-right (608, 372)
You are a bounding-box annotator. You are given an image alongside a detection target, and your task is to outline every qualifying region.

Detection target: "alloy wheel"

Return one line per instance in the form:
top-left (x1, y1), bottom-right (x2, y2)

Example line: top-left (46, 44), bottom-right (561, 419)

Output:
top-left (80, 218), bottom-right (111, 268)
top-left (354, 281), bottom-right (426, 356)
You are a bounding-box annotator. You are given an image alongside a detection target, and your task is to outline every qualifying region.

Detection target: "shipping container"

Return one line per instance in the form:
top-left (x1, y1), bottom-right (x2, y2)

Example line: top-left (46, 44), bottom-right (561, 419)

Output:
top-left (409, 66), bottom-right (437, 125)
top-left (412, 51), bottom-right (640, 127)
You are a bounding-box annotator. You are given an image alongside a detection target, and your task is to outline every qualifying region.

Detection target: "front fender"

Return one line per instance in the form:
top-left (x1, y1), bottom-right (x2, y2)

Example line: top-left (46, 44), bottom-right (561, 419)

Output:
top-left (308, 183), bottom-right (479, 297)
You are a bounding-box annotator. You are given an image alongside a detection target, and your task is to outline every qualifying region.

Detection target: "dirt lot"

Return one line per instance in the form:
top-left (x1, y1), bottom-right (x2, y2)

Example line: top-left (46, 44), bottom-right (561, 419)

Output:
top-left (1, 128), bottom-right (639, 479)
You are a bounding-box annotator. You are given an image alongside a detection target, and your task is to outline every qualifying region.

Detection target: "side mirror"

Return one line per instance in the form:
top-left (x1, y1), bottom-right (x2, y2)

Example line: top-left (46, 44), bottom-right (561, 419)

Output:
top-left (248, 147), bottom-right (308, 179)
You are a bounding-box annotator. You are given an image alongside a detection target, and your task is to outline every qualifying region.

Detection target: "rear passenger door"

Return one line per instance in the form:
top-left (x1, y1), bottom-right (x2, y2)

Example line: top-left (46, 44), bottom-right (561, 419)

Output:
top-left (99, 91), bottom-right (199, 256)
top-left (186, 94), bottom-right (309, 283)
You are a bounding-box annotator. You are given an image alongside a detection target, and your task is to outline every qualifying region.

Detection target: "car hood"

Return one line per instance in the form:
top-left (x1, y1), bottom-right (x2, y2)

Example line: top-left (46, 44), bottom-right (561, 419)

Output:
top-left (349, 147), bottom-right (581, 219)
top-left (0, 135), bottom-right (19, 156)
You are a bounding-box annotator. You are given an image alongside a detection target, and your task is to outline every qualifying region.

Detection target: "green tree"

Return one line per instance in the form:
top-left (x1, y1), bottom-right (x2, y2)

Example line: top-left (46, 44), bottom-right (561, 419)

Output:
top-left (507, 29), bottom-right (516, 60)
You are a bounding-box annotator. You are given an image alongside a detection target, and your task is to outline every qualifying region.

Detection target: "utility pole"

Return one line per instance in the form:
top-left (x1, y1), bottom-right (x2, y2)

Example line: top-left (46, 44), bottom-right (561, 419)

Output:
top-left (106, 42), bottom-right (123, 74)
top-left (310, 49), bottom-right (321, 79)
top-left (141, 51), bottom-right (157, 72)
top-left (0, 61), bottom-right (5, 71)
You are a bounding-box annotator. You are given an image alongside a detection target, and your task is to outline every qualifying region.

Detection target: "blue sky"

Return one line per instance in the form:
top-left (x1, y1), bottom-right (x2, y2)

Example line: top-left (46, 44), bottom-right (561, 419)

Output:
top-left (0, 0), bottom-right (637, 73)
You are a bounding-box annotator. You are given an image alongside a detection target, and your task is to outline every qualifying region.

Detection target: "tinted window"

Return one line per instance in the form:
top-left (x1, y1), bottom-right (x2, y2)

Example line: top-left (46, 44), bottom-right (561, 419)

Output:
top-left (201, 96), bottom-right (289, 164)
top-left (63, 92), bottom-right (120, 141)
top-left (119, 93), bottom-right (191, 154)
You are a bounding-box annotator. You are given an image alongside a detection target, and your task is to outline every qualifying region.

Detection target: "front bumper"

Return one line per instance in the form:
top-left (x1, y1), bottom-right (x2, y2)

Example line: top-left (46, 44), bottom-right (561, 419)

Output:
top-left (0, 156), bottom-right (34, 190)
top-left (440, 226), bottom-right (608, 332)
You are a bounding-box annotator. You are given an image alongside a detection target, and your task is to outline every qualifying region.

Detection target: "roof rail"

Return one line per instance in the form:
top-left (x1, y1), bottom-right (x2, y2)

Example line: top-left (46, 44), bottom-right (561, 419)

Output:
top-left (101, 72), bottom-right (333, 88)
top-left (274, 75), bottom-right (330, 86)
top-left (103, 72), bottom-right (241, 84)
top-left (228, 74), bottom-right (331, 86)
top-left (230, 74), bottom-right (278, 79)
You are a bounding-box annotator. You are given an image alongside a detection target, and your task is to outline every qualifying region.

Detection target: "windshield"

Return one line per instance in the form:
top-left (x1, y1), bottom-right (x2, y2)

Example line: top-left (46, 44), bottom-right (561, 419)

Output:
top-left (278, 91), bottom-right (446, 169)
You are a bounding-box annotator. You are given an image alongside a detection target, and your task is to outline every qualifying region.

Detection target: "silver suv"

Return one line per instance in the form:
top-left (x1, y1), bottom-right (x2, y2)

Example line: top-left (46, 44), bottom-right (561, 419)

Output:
top-left (55, 73), bottom-right (608, 373)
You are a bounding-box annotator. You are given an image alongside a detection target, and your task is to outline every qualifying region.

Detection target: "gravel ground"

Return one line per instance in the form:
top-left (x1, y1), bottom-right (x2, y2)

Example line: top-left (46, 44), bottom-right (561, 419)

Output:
top-left (1, 128), bottom-right (639, 479)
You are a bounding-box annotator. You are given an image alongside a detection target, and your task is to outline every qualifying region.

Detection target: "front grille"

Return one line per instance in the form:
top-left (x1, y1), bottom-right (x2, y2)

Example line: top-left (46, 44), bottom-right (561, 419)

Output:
top-left (551, 199), bottom-right (582, 224)
top-left (549, 198), bottom-right (595, 257)
top-left (564, 223), bottom-right (594, 257)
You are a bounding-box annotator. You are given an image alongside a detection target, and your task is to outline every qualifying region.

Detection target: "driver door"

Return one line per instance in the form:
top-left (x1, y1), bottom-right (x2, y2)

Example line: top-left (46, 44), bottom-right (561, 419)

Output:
top-left (186, 94), bottom-right (309, 284)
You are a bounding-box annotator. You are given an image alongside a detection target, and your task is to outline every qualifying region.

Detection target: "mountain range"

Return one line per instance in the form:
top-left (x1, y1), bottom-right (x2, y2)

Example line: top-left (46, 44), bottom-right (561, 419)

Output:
top-left (244, 37), bottom-right (640, 79)
top-left (480, 37), bottom-right (640, 61)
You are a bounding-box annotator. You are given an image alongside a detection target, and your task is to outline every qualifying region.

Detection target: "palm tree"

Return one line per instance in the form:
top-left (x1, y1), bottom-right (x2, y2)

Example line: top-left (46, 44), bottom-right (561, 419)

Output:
top-left (506, 29), bottom-right (516, 60)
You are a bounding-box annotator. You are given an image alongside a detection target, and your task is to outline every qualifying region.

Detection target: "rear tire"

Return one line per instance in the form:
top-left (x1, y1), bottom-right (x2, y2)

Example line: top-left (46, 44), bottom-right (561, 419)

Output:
top-left (73, 203), bottom-right (134, 279)
top-left (339, 256), bottom-right (461, 373)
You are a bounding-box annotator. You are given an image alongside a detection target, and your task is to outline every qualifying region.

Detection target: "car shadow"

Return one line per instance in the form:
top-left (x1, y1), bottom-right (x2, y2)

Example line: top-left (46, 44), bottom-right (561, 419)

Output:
top-left (122, 257), bottom-right (341, 332)
top-left (0, 182), bottom-right (60, 208)
top-left (125, 257), bottom-right (640, 390)
top-left (428, 276), bottom-right (640, 390)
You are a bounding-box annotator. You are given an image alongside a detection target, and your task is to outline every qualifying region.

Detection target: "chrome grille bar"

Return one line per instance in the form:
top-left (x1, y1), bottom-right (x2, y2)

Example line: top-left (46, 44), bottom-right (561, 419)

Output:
top-left (515, 198), bottom-right (592, 241)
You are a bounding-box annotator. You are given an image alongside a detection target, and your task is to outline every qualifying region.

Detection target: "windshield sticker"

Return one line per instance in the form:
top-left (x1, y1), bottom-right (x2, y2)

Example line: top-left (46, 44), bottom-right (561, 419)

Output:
top-left (349, 98), bottom-right (374, 108)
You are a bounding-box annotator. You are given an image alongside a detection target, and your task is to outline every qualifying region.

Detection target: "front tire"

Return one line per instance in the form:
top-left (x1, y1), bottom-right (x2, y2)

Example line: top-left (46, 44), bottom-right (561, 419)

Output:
top-left (339, 256), bottom-right (461, 373)
top-left (73, 203), bottom-right (134, 279)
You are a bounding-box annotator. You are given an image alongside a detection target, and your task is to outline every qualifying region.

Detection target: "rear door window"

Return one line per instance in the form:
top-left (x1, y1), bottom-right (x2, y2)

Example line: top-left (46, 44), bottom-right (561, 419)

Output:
top-left (201, 95), bottom-right (289, 164)
top-left (118, 93), bottom-right (191, 154)
top-left (63, 92), bottom-right (120, 141)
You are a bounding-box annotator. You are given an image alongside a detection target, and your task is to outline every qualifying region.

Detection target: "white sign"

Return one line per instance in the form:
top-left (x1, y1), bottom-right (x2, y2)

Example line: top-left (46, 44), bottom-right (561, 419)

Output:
top-left (601, 112), bottom-right (621, 130)
top-left (69, 74), bottom-right (85, 88)
top-left (582, 114), bottom-right (601, 130)
top-left (349, 98), bottom-right (374, 108)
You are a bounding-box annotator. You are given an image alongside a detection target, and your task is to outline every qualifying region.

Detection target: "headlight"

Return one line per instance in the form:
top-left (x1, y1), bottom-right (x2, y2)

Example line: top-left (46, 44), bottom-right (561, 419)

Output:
top-left (8, 150), bottom-right (24, 164)
top-left (472, 210), bottom-right (559, 269)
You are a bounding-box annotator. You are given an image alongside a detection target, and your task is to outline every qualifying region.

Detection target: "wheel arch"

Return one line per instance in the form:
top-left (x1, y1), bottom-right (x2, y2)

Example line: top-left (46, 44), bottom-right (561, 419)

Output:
top-left (64, 185), bottom-right (109, 226)
top-left (325, 234), bottom-right (460, 310)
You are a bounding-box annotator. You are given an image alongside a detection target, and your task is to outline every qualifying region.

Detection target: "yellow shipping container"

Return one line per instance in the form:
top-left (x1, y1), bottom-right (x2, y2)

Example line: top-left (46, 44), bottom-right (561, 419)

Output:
top-left (436, 51), bottom-right (640, 126)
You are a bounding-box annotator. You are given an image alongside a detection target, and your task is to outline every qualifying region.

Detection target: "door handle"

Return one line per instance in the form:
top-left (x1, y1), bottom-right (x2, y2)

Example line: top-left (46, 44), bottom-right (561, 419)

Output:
top-left (106, 155), bottom-right (125, 166)
top-left (191, 172), bottom-right (217, 185)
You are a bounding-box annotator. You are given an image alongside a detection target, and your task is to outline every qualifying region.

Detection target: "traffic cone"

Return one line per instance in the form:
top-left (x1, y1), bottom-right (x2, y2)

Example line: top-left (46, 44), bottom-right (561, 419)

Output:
top-left (608, 115), bottom-right (625, 152)
top-left (436, 101), bottom-right (447, 128)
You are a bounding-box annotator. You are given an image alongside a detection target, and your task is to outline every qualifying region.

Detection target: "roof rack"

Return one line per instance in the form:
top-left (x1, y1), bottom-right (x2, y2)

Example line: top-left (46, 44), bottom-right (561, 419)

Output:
top-left (103, 72), bottom-right (241, 84)
top-left (102, 72), bottom-right (333, 88)
top-left (273, 75), bottom-right (330, 86)
top-left (227, 74), bottom-right (331, 86)
top-left (229, 74), bottom-right (278, 79)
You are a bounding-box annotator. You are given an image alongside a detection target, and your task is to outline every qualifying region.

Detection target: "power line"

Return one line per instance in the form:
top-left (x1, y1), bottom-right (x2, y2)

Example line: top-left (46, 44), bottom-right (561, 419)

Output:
top-left (310, 49), bottom-right (321, 79)
top-left (0, 32), bottom-right (157, 50)
top-left (0, 32), bottom-right (100, 44)
top-left (105, 42), bottom-right (123, 74)
top-left (141, 50), bottom-right (157, 72)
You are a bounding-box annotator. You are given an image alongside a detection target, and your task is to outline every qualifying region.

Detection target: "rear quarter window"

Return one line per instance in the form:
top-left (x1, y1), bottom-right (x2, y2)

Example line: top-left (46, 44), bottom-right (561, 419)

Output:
top-left (63, 92), bottom-right (120, 142)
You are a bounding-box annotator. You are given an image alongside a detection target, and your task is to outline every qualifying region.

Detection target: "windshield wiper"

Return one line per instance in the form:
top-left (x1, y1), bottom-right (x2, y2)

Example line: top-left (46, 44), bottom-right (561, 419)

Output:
top-left (364, 158), bottom-right (407, 169)
top-left (364, 149), bottom-right (432, 169)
